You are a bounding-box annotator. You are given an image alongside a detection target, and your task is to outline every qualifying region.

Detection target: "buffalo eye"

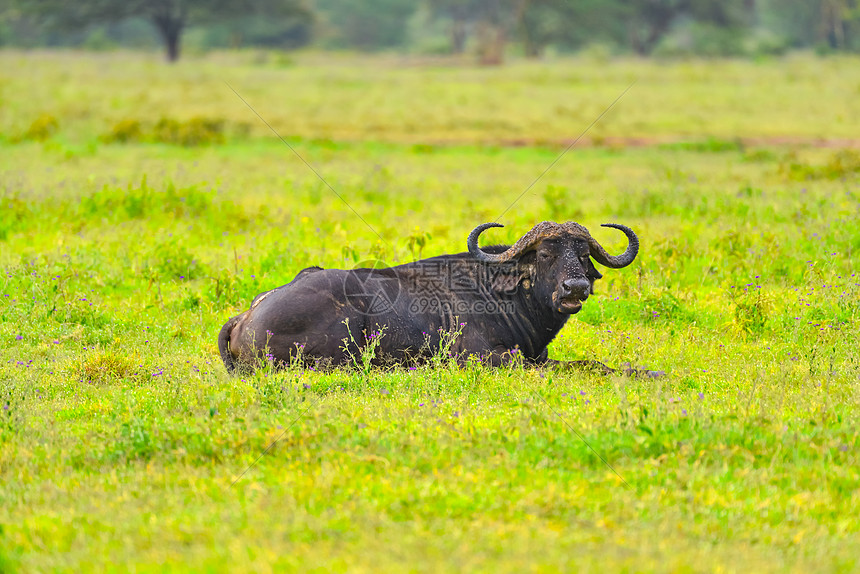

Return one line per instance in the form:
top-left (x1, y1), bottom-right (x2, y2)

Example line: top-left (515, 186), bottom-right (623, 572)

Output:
top-left (538, 251), bottom-right (553, 262)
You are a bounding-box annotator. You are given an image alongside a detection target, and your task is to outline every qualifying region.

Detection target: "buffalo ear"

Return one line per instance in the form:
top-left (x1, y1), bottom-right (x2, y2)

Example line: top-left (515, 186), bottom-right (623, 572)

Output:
top-left (587, 259), bottom-right (603, 294)
top-left (490, 262), bottom-right (533, 295)
top-left (587, 259), bottom-right (603, 280)
top-left (519, 250), bottom-right (537, 265)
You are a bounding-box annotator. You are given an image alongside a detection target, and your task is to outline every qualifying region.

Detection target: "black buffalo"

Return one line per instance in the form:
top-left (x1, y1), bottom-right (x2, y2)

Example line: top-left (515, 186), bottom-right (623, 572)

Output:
top-left (218, 221), bottom-right (662, 376)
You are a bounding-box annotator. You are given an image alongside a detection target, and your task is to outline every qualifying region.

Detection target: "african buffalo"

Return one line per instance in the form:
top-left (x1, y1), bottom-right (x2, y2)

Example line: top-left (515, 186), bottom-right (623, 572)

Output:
top-left (218, 221), bottom-right (662, 376)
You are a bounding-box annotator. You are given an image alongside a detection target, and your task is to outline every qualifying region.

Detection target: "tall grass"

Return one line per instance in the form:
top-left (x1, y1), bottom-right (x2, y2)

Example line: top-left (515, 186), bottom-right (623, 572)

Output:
top-left (0, 51), bottom-right (859, 572)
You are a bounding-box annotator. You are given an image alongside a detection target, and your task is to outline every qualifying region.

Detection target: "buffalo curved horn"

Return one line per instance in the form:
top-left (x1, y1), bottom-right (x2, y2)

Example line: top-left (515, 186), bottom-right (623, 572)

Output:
top-left (467, 222), bottom-right (507, 262)
top-left (588, 223), bottom-right (639, 269)
top-left (467, 221), bottom-right (562, 263)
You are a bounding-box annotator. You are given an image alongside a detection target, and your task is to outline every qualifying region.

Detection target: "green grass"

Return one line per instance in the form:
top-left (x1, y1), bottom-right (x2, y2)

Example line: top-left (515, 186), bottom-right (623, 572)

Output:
top-left (3, 50), bottom-right (860, 144)
top-left (1, 50), bottom-right (860, 572)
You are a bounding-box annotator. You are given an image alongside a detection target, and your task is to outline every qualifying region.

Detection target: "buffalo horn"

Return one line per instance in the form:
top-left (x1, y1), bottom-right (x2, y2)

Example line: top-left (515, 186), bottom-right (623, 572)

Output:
top-left (588, 223), bottom-right (639, 269)
top-left (467, 221), bottom-right (638, 268)
top-left (467, 221), bottom-right (566, 263)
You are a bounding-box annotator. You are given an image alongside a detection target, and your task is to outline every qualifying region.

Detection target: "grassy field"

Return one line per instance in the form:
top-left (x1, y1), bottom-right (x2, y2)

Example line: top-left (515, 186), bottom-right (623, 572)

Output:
top-left (1, 51), bottom-right (859, 572)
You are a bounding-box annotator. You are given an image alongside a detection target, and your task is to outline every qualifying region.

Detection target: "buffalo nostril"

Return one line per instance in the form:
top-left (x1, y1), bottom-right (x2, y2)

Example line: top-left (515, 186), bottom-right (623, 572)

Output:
top-left (562, 279), bottom-right (590, 299)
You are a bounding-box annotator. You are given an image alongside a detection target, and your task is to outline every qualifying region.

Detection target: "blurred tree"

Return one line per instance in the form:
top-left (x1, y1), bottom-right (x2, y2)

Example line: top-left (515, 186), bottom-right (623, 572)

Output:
top-left (18, 0), bottom-right (312, 61)
top-left (6, 0), bottom-right (860, 57)
top-left (424, 0), bottom-right (750, 61)
top-left (425, 0), bottom-right (519, 64)
top-left (818, 0), bottom-right (860, 50)
top-left (195, 13), bottom-right (312, 50)
top-left (423, 0), bottom-right (478, 54)
top-left (757, 0), bottom-right (860, 52)
top-left (516, 0), bottom-right (625, 56)
top-left (620, 0), bottom-right (752, 55)
top-left (314, 0), bottom-right (415, 50)
top-left (474, 0), bottom-right (516, 64)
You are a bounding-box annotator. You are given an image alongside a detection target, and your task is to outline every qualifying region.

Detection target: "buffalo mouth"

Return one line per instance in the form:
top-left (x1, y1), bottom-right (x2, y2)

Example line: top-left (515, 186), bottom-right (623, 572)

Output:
top-left (556, 296), bottom-right (585, 314)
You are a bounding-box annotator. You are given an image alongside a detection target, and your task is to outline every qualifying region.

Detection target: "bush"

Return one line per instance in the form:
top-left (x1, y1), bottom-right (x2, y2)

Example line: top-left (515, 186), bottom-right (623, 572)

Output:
top-left (101, 119), bottom-right (144, 143)
top-left (746, 30), bottom-right (790, 57)
top-left (0, 193), bottom-right (29, 241)
top-left (731, 285), bottom-right (771, 335)
top-left (152, 116), bottom-right (225, 146)
top-left (101, 117), bottom-right (227, 147)
top-left (152, 117), bottom-right (182, 143)
top-left (823, 150), bottom-right (860, 179)
top-left (152, 241), bottom-right (207, 280)
top-left (654, 22), bottom-right (750, 58)
top-left (779, 149), bottom-right (860, 180)
top-left (75, 349), bottom-right (144, 385)
top-left (19, 113), bottom-right (59, 141)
